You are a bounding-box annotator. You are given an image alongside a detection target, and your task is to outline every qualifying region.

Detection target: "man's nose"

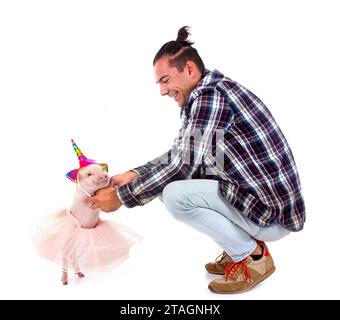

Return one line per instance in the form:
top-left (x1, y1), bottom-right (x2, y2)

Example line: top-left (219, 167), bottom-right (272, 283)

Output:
top-left (160, 85), bottom-right (168, 96)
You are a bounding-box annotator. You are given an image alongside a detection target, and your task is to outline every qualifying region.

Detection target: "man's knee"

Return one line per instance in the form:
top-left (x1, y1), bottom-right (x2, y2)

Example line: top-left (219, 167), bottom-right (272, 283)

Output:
top-left (162, 181), bottom-right (183, 208)
top-left (162, 181), bottom-right (189, 219)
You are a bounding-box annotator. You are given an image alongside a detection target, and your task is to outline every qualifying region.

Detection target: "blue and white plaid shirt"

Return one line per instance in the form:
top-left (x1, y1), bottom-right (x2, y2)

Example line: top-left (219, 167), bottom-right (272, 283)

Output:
top-left (117, 69), bottom-right (305, 231)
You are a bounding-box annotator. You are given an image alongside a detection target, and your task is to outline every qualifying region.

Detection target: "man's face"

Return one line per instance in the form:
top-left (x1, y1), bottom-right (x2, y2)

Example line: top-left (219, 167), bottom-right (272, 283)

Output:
top-left (154, 56), bottom-right (198, 107)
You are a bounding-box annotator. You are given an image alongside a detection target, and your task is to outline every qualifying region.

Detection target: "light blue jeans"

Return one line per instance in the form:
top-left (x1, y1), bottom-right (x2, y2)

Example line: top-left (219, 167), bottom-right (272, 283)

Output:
top-left (162, 180), bottom-right (290, 262)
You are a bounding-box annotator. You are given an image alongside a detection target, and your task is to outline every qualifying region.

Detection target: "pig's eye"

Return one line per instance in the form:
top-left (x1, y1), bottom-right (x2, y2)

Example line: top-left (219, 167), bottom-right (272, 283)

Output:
top-left (87, 173), bottom-right (92, 177)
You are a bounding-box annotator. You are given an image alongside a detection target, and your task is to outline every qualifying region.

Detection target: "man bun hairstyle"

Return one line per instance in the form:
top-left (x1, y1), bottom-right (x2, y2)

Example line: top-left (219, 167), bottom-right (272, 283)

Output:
top-left (153, 26), bottom-right (205, 73)
top-left (176, 26), bottom-right (194, 45)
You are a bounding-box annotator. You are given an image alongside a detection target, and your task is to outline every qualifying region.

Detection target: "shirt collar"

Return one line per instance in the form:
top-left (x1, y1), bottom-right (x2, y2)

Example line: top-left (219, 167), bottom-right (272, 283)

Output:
top-left (181, 69), bottom-right (225, 118)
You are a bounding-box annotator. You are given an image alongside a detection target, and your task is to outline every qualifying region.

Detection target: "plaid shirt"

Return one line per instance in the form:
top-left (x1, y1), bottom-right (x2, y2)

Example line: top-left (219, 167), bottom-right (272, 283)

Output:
top-left (117, 69), bottom-right (305, 231)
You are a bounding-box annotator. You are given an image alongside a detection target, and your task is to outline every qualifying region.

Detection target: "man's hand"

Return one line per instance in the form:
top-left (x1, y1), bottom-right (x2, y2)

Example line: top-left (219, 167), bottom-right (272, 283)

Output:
top-left (110, 171), bottom-right (138, 187)
top-left (85, 187), bottom-right (122, 213)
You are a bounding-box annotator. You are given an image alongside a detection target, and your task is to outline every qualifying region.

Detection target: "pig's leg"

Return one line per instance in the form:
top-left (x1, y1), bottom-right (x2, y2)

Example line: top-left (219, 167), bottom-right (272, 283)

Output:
top-left (61, 267), bottom-right (68, 285)
top-left (74, 261), bottom-right (85, 278)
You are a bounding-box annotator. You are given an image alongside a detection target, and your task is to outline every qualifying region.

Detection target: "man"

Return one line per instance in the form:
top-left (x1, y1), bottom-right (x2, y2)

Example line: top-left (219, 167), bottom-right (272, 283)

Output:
top-left (87, 26), bottom-right (305, 294)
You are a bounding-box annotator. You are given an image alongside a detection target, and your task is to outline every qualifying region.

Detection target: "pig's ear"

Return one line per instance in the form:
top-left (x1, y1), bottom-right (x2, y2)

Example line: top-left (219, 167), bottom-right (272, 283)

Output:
top-left (99, 163), bottom-right (108, 173)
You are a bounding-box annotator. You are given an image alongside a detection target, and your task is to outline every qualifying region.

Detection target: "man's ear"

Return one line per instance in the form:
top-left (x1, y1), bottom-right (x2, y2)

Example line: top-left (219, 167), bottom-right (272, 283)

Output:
top-left (186, 60), bottom-right (197, 78)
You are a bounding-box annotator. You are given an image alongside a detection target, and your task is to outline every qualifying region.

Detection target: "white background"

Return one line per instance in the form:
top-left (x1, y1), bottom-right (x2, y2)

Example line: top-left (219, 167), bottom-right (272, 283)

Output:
top-left (0, 0), bottom-right (339, 300)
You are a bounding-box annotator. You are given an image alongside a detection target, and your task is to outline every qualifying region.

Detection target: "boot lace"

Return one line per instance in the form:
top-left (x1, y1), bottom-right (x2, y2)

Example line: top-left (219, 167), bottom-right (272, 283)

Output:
top-left (224, 259), bottom-right (251, 283)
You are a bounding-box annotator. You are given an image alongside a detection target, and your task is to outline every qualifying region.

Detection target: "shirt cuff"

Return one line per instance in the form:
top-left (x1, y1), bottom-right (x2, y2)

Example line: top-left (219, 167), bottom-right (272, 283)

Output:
top-left (117, 183), bottom-right (144, 208)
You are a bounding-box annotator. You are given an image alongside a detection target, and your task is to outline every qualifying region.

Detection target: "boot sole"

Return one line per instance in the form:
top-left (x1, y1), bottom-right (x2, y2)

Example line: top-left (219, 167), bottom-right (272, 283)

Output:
top-left (208, 266), bottom-right (276, 294)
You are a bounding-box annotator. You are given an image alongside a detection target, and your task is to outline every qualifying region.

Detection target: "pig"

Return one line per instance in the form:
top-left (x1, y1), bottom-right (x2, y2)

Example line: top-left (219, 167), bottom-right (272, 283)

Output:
top-left (31, 164), bottom-right (141, 285)
top-left (62, 164), bottom-right (110, 285)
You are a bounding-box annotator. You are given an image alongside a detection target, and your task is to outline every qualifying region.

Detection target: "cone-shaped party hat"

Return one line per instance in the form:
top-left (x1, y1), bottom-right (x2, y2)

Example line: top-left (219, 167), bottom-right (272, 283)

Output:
top-left (71, 138), bottom-right (87, 161)
top-left (66, 139), bottom-right (108, 182)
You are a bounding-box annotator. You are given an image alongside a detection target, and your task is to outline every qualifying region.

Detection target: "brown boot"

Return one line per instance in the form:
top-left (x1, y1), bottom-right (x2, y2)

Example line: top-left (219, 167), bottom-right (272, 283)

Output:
top-left (208, 243), bottom-right (275, 294)
top-left (205, 251), bottom-right (233, 275)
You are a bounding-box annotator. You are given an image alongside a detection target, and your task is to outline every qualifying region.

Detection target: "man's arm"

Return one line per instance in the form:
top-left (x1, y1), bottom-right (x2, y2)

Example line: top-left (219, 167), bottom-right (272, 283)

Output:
top-left (86, 151), bottom-right (172, 213)
top-left (130, 149), bottom-right (173, 177)
top-left (118, 91), bottom-right (234, 208)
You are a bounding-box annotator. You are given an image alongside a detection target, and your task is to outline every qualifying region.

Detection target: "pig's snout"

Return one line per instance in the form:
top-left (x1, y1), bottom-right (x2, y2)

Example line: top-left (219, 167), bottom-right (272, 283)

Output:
top-left (98, 174), bottom-right (109, 183)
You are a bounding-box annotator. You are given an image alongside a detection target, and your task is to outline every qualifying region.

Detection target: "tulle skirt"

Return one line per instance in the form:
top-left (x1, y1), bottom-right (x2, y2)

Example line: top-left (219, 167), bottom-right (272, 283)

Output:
top-left (31, 209), bottom-right (141, 272)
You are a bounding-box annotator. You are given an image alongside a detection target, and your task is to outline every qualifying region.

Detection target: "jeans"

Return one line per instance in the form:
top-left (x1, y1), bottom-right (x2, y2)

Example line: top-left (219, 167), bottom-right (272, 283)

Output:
top-left (162, 179), bottom-right (290, 262)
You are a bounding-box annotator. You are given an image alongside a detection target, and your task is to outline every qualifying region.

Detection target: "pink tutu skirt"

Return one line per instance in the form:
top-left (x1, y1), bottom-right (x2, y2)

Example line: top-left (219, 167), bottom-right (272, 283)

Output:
top-left (31, 209), bottom-right (141, 272)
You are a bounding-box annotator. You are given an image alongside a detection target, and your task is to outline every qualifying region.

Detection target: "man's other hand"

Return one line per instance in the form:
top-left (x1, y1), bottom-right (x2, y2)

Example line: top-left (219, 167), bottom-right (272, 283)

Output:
top-left (85, 187), bottom-right (122, 212)
top-left (110, 171), bottom-right (138, 187)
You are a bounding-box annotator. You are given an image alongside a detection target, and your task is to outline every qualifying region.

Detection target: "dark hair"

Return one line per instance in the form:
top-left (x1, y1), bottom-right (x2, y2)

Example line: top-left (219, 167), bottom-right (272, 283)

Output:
top-left (153, 26), bottom-right (205, 73)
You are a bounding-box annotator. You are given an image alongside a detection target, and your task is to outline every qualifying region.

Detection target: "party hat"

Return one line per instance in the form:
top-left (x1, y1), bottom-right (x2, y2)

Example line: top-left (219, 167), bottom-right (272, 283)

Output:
top-left (66, 139), bottom-right (108, 182)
